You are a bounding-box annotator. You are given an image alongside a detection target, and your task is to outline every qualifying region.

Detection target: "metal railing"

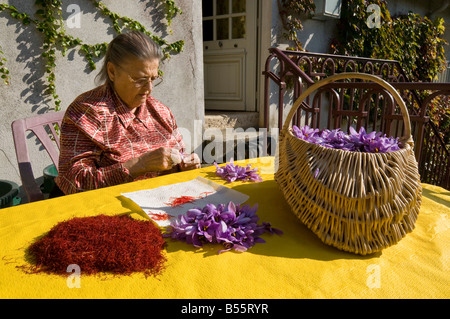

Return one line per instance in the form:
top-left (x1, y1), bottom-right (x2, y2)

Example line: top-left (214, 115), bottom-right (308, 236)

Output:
top-left (263, 48), bottom-right (449, 189)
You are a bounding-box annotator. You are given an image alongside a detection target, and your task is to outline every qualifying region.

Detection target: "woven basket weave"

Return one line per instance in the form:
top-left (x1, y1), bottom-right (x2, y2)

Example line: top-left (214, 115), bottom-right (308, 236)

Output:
top-left (275, 73), bottom-right (422, 255)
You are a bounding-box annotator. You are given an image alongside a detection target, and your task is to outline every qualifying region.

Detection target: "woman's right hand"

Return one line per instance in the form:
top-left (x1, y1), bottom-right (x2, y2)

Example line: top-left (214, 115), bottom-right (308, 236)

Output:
top-left (123, 147), bottom-right (182, 178)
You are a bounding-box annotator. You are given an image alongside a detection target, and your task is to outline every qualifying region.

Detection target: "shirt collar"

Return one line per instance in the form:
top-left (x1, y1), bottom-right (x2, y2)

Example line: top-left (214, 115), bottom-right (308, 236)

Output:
top-left (108, 84), bottom-right (146, 128)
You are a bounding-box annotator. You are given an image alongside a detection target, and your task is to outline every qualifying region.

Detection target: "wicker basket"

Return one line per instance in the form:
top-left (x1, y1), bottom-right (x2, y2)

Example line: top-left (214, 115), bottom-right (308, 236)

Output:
top-left (275, 72), bottom-right (422, 255)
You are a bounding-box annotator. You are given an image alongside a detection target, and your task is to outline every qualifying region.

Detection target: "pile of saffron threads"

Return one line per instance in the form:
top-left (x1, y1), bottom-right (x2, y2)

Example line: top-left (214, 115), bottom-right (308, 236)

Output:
top-left (26, 214), bottom-right (166, 277)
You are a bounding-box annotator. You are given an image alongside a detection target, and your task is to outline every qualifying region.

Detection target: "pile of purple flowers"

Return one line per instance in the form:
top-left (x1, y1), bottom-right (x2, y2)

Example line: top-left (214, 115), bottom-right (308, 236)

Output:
top-left (214, 158), bottom-right (263, 183)
top-left (164, 202), bottom-right (282, 254)
top-left (292, 125), bottom-right (401, 153)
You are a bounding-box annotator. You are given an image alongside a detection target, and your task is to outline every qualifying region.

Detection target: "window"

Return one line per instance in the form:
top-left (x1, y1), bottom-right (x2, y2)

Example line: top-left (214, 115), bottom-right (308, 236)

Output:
top-left (202, 0), bottom-right (246, 42)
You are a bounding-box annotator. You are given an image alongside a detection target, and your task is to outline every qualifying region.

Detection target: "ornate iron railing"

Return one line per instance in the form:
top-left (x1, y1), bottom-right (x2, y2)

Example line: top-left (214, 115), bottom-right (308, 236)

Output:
top-left (263, 48), bottom-right (449, 189)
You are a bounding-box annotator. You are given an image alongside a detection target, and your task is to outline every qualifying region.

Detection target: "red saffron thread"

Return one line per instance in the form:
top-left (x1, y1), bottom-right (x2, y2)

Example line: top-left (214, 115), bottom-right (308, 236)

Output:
top-left (164, 191), bottom-right (214, 207)
top-left (165, 195), bottom-right (196, 207)
top-left (148, 212), bottom-right (174, 221)
top-left (24, 214), bottom-right (167, 277)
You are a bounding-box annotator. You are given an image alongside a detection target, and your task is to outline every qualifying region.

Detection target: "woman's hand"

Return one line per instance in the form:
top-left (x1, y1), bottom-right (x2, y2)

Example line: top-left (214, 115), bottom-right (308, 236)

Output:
top-left (179, 153), bottom-right (201, 171)
top-left (123, 147), bottom-right (182, 178)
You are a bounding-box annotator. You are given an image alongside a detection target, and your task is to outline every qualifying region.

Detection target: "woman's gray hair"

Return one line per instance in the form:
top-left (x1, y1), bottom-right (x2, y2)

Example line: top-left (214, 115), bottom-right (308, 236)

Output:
top-left (96, 31), bottom-right (163, 85)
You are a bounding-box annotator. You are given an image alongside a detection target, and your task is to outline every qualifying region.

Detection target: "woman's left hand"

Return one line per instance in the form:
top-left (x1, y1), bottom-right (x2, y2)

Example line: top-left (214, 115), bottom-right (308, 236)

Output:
top-left (179, 153), bottom-right (201, 171)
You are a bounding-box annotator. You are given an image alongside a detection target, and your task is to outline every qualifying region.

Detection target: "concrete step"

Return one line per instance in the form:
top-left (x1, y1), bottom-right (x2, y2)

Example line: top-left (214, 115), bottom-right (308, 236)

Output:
top-left (204, 111), bottom-right (259, 130)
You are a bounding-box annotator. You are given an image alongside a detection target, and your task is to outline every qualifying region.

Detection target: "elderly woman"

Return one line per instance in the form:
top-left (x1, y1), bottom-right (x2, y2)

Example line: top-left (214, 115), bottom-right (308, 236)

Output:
top-left (55, 31), bottom-right (200, 195)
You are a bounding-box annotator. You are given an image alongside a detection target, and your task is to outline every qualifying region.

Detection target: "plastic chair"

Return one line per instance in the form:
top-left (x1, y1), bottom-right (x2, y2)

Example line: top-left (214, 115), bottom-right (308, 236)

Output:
top-left (11, 111), bottom-right (64, 202)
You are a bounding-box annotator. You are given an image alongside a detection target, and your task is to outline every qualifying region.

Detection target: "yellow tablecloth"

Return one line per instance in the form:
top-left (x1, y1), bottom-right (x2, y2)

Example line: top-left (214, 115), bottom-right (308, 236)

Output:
top-left (0, 157), bottom-right (448, 299)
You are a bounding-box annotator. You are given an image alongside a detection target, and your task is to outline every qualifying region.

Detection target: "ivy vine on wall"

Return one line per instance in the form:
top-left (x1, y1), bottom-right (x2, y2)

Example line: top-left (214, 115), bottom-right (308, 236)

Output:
top-left (277, 0), bottom-right (315, 51)
top-left (0, 44), bottom-right (9, 84)
top-left (0, 0), bottom-right (184, 111)
top-left (330, 0), bottom-right (447, 83)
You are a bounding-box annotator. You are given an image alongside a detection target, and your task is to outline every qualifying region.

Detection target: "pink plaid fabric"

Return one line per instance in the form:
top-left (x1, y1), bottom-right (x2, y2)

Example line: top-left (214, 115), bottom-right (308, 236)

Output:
top-left (55, 84), bottom-right (185, 195)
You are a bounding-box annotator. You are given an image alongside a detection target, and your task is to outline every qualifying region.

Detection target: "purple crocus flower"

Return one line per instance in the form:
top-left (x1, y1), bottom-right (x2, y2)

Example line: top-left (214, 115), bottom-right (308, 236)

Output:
top-left (324, 129), bottom-right (350, 150)
top-left (292, 125), bottom-right (401, 153)
top-left (235, 227), bottom-right (265, 251)
top-left (186, 208), bottom-right (204, 221)
top-left (197, 219), bottom-right (215, 242)
top-left (365, 135), bottom-right (401, 153)
top-left (347, 126), bottom-right (378, 152)
top-left (292, 125), bottom-right (320, 141)
top-left (214, 158), bottom-right (263, 183)
top-left (164, 202), bottom-right (282, 254)
top-left (219, 202), bottom-right (238, 224)
top-left (385, 136), bottom-right (401, 152)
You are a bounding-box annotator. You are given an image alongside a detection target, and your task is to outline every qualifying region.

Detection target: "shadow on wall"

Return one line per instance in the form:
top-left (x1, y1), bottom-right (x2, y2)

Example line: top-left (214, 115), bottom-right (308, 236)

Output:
top-left (139, 0), bottom-right (170, 38)
top-left (13, 19), bottom-right (49, 115)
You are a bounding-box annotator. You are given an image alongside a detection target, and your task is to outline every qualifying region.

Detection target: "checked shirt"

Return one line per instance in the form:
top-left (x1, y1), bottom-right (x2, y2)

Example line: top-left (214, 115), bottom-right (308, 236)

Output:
top-left (55, 84), bottom-right (185, 195)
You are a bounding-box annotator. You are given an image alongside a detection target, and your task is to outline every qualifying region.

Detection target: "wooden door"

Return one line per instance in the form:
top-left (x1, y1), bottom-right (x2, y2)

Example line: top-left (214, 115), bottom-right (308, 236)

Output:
top-left (202, 0), bottom-right (257, 111)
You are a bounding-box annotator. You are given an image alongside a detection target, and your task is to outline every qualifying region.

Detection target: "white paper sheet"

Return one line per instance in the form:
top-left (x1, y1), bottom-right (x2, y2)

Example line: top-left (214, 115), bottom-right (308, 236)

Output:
top-left (121, 177), bottom-right (249, 226)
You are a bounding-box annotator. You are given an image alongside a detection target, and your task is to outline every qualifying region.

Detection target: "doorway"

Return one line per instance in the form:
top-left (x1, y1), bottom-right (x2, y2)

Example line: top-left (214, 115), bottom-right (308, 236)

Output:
top-left (202, 0), bottom-right (258, 112)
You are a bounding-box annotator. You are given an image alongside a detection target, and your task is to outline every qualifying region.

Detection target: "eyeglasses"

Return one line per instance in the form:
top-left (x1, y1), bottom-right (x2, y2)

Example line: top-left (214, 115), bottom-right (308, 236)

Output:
top-left (116, 64), bottom-right (163, 88)
top-left (127, 74), bottom-right (163, 88)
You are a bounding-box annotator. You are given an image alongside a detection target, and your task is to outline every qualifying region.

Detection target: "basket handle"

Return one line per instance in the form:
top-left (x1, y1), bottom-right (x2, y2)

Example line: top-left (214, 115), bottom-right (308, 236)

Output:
top-left (281, 72), bottom-right (413, 146)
